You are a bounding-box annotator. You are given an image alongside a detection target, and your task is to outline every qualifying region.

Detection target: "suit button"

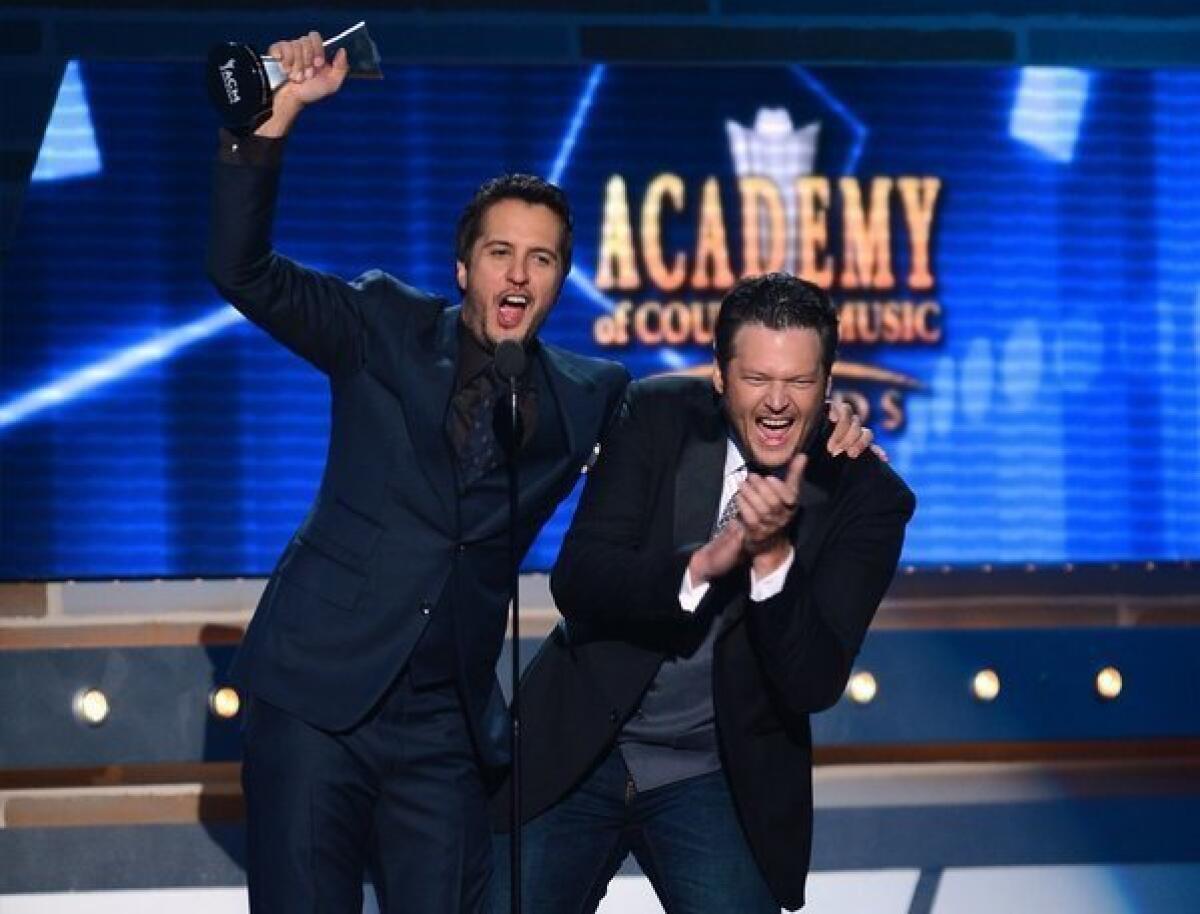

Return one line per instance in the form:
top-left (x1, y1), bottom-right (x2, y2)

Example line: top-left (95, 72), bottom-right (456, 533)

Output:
top-left (609, 709), bottom-right (619, 723)
top-left (420, 601), bottom-right (432, 616)
top-left (457, 544), bottom-right (467, 554)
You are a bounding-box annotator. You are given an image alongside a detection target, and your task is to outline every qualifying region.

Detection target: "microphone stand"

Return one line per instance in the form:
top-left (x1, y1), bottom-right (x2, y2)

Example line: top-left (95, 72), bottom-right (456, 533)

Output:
top-left (493, 338), bottom-right (526, 914)
top-left (506, 374), bottom-right (522, 914)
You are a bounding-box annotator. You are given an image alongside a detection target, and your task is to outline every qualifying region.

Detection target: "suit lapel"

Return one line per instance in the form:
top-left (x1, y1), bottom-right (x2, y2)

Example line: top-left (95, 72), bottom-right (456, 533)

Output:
top-left (673, 392), bottom-right (727, 552)
top-left (394, 304), bottom-right (459, 528)
top-left (537, 343), bottom-right (591, 460)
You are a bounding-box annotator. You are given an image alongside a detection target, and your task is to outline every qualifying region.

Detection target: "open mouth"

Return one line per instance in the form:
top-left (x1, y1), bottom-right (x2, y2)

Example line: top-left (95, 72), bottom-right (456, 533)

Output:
top-left (754, 415), bottom-right (795, 448)
top-left (497, 293), bottom-right (530, 331)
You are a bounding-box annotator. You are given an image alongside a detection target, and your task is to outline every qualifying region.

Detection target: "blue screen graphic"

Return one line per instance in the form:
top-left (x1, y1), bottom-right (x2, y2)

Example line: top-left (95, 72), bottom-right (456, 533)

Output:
top-left (2, 63), bottom-right (1198, 579)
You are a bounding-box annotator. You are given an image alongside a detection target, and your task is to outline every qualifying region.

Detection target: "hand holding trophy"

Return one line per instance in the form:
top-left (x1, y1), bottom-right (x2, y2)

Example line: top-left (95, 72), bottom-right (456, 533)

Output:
top-left (206, 22), bottom-right (382, 133)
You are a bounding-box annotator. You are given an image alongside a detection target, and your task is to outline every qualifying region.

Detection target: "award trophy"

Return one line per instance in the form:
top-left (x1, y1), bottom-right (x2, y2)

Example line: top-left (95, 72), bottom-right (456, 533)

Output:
top-left (206, 21), bottom-right (382, 132)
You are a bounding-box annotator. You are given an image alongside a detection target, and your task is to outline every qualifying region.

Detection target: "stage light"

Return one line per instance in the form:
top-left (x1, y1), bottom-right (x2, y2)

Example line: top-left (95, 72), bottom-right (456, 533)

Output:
top-left (1095, 666), bottom-right (1123, 700)
top-left (972, 668), bottom-right (1000, 702)
top-left (73, 688), bottom-right (110, 726)
top-left (209, 686), bottom-right (241, 719)
top-left (1010, 67), bottom-right (1091, 164)
top-left (32, 61), bottom-right (102, 182)
top-left (846, 671), bottom-right (877, 705)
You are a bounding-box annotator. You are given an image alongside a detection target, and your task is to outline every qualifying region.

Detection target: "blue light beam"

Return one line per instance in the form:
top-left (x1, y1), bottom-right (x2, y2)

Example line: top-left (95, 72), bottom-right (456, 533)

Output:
top-left (548, 65), bottom-right (605, 186)
top-left (31, 60), bottom-right (102, 182)
top-left (550, 66), bottom-right (701, 374)
top-left (790, 67), bottom-right (868, 174)
top-left (0, 306), bottom-right (244, 431)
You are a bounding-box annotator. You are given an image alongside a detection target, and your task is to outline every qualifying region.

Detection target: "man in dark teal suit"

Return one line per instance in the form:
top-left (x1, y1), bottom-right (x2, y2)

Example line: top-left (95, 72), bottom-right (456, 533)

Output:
top-left (206, 31), bottom-right (628, 913)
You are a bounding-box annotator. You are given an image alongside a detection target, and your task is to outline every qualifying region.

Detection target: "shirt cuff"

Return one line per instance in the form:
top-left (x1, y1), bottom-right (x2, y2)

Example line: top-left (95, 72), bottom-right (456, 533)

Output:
top-left (678, 567), bottom-right (711, 613)
top-left (217, 128), bottom-right (286, 167)
top-left (749, 547), bottom-right (794, 602)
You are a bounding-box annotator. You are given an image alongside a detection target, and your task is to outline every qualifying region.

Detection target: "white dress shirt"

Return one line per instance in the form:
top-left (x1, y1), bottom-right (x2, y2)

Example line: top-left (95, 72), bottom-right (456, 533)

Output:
top-left (678, 439), bottom-right (795, 612)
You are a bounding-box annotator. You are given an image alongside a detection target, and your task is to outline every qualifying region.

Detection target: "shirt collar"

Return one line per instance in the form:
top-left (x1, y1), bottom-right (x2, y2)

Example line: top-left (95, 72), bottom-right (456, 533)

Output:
top-left (455, 319), bottom-right (540, 385)
top-left (724, 438), bottom-right (746, 480)
top-left (456, 320), bottom-right (493, 384)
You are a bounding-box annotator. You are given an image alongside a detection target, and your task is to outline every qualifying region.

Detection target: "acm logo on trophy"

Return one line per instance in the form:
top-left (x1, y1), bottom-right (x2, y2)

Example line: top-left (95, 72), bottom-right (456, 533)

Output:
top-left (589, 99), bottom-right (944, 435)
top-left (205, 21), bottom-right (382, 132)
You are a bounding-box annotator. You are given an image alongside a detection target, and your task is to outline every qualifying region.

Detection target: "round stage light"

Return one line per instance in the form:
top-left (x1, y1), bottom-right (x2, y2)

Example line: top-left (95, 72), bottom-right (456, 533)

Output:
top-left (846, 671), bottom-right (877, 705)
top-left (209, 686), bottom-right (241, 719)
top-left (972, 668), bottom-right (1001, 702)
top-left (1095, 666), bottom-right (1123, 700)
top-left (73, 688), bottom-right (110, 726)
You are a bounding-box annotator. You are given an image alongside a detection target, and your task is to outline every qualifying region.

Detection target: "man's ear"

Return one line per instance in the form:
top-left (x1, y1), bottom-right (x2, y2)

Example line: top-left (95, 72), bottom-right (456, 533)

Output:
top-left (455, 259), bottom-right (468, 293)
top-left (712, 362), bottom-right (725, 395)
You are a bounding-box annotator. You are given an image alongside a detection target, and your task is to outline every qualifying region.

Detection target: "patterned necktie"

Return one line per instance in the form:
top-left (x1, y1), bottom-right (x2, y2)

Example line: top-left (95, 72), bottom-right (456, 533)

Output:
top-left (713, 473), bottom-right (744, 536)
top-left (454, 372), bottom-right (502, 490)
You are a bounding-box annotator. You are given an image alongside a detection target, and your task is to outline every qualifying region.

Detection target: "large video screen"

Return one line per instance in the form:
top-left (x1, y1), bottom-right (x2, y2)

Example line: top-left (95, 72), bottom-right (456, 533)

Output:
top-left (3, 62), bottom-right (1198, 579)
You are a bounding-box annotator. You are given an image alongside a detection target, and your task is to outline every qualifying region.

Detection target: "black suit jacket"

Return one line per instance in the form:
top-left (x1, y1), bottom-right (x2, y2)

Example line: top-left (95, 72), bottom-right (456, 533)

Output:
top-left (498, 375), bottom-right (914, 908)
top-left (206, 153), bottom-right (628, 766)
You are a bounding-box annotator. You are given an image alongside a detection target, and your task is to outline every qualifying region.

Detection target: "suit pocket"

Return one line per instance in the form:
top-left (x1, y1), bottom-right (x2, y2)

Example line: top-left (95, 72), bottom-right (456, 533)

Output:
top-left (278, 539), bottom-right (367, 611)
top-left (298, 497), bottom-right (383, 572)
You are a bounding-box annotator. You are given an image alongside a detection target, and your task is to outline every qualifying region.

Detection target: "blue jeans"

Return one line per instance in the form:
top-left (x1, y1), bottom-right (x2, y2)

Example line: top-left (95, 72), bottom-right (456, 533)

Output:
top-left (490, 747), bottom-right (777, 913)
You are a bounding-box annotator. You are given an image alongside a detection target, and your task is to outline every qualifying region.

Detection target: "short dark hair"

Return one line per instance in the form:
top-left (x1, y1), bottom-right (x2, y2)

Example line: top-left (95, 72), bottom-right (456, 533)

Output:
top-left (455, 173), bottom-right (573, 273)
top-left (714, 273), bottom-right (839, 376)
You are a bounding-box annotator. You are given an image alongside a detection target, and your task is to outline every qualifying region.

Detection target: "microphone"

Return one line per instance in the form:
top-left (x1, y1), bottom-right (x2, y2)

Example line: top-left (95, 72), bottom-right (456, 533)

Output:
top-left (493, 340), bottom-right (526, 456)
top-left (494, 339), bottom-right (526, 382)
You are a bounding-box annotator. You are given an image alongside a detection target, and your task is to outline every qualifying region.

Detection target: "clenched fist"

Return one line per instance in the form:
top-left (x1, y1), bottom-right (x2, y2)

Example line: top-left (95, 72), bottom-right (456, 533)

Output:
top-left (255, 32), bottom-right (350, 136)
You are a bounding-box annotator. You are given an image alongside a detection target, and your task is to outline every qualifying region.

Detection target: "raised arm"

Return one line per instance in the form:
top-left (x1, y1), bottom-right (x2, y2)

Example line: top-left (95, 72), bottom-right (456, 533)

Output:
top-left (205, 32), bottom-right (366, 377)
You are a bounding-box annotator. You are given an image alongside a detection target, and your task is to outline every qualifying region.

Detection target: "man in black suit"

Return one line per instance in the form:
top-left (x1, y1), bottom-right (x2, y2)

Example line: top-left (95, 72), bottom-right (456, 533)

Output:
top-left (205, 32), bottom-right (628, 913)
top-left (493, 273), bottom-right (915, 912)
